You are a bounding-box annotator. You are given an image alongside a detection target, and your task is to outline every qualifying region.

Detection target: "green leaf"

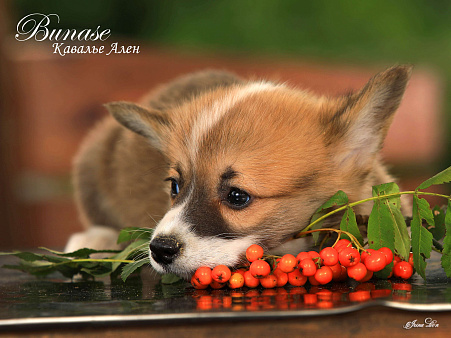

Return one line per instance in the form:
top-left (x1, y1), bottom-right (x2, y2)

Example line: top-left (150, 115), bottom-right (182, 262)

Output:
top-left (417, 165), bottom-right (451, 190)
top-left (339, 206), bottom-right (364, 246)
top-left (117, 227), bottom-right (154, 244)
top-left (121, 258), bottom-right (150, 282)
top-left (411, 196), bottom-right (434, 279)
top-left (2, 251), bottom-right (70, 264)
top-left (3, 262), bottom-right (61, 278)
top-left (9, 251), bottom-right (63, 262)
top-left (367, 184), bottom-right (402, 279)
top-left (372, 182), bottom-right (399, 196)
top-left (3, 258), bottom-right (82, 279)
top-left (373, 183), bottom-right (410, 260)
top-left (80, 262), bottom-right (114, 278)
top-left (430, 206), bottom-right (447, 241)
top-left (40, 247), bottom-right (121, 259)
top-left (310, 190), bottom-right (349, 243)
top-left (391, 210), bottom-right (411, 261)
top-left (160, 273), bottom-right (183, 284)
top-left (417, 197), bottom-right (435, 227)
top-left (441, 200), bottom-right (451, 277)
top-left (367, 184), bottom-right (396, 252)
top-left (313, 190), bottom-right (349, 212)
top-left (109, 239), bottom-right (149, 273)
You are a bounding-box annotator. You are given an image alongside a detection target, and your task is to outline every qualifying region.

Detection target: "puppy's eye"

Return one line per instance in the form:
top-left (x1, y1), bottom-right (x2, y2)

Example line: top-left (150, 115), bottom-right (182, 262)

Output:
top-left (170, 179), bottom-right (180, 197)
top-left (165, 178), bottom-right (180, 198)
top-left (226, 188), bottom-right (251, 209)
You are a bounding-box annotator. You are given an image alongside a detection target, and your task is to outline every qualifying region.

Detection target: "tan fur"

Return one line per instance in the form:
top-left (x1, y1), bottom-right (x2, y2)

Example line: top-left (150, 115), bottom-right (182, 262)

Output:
top-left (67, 66), bottom-right (412, 275)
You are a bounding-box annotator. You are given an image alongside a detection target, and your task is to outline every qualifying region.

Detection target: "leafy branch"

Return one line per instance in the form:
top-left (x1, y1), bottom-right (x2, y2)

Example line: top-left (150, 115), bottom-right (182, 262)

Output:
top-left (297, 165), bottom-right (451, 279)
top-left (1, 227), bottom-right (153, 281)
top-left (302, 191), bottom-right (449, 234)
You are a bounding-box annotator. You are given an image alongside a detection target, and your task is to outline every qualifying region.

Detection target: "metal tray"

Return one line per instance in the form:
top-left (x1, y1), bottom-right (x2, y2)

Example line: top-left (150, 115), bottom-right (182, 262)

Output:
top-left (0, 251), bottom-right (449, 329)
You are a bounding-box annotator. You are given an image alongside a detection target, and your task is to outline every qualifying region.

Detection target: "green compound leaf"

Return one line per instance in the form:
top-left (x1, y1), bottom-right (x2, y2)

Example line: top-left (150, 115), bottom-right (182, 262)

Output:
top-left (339, 206), bottom-right (364, 246)
top-left (117, 227), bottom-right (154, 244)
top-left (411, 196), bottom-right (434, 280)
top-left (417, 165), bottom-right (451, 190)
top-left (110, 238), bottom-right (150, 274)
top-left (1, 250), bottom-right (97, 279)
top-left (0, 237), bottom-right (149, 280)
top-left (310, 190), bottom-right (349, 243)
top-left (121, 258), bottom-right (150, 282)
top-left (441, 200), bottom-right (451, 277)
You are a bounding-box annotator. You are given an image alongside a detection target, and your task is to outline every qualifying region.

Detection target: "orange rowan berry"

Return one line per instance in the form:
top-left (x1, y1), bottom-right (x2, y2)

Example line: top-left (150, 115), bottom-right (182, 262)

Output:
top-left (193, 266), bottom-right (212, 285)
top-left (212, 265), bottom-right (232, 283)
top-left (243, 270), bottom-right (260, 288)
top-left (228, 272), bottom-right (245, 289)
top-left (278, 254), bottom-right (297, 273)
top-left (260, 274), bottom-right (278, 288)
top-left (287, 269), bottom-right (307, 287)
top-left (246, 244), bottom-right (264, 262)
top-left (249, 260), bottom-right (271, 278)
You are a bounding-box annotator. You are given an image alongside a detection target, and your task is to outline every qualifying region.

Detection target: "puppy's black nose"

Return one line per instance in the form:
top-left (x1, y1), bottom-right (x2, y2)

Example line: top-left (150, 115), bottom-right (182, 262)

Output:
top-left (149, 236), bottom-right (182, 265)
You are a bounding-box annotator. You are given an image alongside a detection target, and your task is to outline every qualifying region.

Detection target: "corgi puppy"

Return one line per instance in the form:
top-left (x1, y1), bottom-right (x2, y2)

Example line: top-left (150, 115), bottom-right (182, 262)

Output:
top-left (66, 66), bottom-right (412, 279)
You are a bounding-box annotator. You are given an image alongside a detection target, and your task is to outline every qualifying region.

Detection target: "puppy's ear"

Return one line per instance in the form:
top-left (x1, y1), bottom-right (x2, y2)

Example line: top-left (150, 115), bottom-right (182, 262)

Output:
top-left (105, 101), bottom-right (170, 151)
top-left (328, 65), bottom-right (412, 167)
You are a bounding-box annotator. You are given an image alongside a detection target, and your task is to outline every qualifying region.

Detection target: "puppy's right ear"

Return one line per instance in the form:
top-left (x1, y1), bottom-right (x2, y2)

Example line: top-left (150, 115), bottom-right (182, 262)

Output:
top-left (105, 101), bottom-right (170, 151)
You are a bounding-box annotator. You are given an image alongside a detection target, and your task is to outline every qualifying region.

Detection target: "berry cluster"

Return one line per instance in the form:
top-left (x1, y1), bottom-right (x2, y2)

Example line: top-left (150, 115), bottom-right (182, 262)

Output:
top-left (191, 240), bottom-right (414, 290)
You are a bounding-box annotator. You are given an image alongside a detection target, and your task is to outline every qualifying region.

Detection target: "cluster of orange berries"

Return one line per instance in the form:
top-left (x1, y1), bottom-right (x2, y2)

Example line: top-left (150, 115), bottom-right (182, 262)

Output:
top-left (191, 239), bottom-right (414, 290)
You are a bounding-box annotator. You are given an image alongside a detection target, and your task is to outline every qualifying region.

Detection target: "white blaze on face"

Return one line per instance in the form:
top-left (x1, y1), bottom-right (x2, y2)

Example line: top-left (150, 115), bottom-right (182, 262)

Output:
top-left (149, 201), bottom-right (257, 278)
top-left (149, 82), bottom-right (282, 277)
top-left (188, 81), bottom-right (281, 159)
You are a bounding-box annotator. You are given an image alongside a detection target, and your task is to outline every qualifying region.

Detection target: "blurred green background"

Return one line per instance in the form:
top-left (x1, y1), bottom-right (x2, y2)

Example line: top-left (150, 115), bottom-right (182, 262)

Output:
top-left (12, 0), bottom-right (451, 166)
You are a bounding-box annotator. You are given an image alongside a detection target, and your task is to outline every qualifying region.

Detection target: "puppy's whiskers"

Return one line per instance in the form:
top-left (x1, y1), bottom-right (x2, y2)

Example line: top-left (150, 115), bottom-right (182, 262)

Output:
top-left (146, 212), bottom-right (159, 226)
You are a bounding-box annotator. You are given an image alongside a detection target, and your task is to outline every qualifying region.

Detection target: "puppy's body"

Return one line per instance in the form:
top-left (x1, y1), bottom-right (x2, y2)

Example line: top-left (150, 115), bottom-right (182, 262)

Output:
top-left (67, 67), bottom-right (411, 278)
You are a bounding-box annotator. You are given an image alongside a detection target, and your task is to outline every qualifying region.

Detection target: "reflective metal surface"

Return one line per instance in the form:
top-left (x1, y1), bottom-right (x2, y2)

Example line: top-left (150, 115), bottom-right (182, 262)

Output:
top-left (0, 251), bottom-right (450, 328)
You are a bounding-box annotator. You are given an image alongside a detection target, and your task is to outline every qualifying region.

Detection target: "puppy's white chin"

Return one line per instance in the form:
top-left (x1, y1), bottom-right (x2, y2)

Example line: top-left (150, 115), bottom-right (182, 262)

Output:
top-left (148, 257), bottom-right (165, 274)
top-left (149, 255), bottom-right (194, 280)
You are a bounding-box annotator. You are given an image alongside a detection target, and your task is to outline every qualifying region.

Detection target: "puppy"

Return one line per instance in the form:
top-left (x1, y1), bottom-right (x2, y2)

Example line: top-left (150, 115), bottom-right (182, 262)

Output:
top-left (66, 66), bottom-right (412, 279)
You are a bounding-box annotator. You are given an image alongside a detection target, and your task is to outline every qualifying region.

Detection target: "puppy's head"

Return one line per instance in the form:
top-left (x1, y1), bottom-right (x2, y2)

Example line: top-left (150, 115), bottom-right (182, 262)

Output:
top-left (107, 65), bottom-right (411, 278)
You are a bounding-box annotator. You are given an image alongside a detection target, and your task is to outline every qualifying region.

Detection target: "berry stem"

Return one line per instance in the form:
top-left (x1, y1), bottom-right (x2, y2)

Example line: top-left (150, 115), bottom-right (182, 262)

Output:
top-left (296, 228), bottom-right (366, 252)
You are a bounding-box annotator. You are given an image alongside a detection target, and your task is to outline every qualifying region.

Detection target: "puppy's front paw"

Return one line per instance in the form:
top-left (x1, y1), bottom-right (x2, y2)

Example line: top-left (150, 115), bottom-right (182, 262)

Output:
top-left (64, 226), bottom-right (122, 253)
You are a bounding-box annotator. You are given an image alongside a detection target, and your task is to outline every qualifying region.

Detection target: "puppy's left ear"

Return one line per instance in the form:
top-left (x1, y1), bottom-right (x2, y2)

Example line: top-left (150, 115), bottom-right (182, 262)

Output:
top-left (328, 65), bottom-right (412, 167)
top-left (105, 101), bottom-right (170, 151)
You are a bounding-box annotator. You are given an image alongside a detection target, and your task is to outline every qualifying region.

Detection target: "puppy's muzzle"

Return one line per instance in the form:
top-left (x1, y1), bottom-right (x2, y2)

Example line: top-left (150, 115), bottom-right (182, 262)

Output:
top-left (149, 236), bottom-right (182, 265)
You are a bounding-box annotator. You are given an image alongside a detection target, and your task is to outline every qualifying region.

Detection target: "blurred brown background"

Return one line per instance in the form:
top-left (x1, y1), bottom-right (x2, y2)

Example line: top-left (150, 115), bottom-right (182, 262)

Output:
top-left (0, 1), bottom-right (449, 249)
